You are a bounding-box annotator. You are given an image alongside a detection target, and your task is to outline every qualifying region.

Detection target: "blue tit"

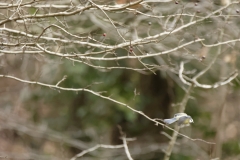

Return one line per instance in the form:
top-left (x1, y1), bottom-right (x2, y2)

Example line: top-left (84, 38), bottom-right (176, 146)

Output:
top-left (164, 113), bottom-right (193, 127)
top-left (177, 115), bottom-right (193, 127)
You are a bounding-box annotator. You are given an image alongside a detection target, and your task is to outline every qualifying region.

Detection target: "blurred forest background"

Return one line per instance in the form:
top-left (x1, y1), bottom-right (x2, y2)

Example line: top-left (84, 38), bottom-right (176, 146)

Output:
top-left (0, 0), bottom-right (240, 160)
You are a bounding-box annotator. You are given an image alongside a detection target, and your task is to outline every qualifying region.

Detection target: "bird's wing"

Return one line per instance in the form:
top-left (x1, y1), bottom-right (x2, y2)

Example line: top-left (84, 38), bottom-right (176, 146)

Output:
top-left (174, 113), bottom-right (188, 118)
top-left (164, 118), bottom-right (178, 124)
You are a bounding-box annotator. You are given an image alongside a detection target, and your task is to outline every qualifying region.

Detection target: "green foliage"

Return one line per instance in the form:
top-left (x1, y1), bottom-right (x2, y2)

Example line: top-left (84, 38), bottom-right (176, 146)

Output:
top-left (170, 153), bottom-right (193, 160)
top-left (29, 57), bottom-right (143, 133)
top-left (222, 140), bottom-right (240, 156)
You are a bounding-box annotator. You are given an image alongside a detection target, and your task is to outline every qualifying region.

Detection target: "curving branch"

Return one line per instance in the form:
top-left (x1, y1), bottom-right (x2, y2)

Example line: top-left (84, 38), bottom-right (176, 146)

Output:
top-left (179, 61), bottom-right (238, 89)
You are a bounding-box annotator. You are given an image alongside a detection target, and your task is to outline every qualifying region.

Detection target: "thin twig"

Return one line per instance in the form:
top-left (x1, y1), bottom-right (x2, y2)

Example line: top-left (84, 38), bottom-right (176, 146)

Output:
top-left (70, 144), bottom-right (124, 160)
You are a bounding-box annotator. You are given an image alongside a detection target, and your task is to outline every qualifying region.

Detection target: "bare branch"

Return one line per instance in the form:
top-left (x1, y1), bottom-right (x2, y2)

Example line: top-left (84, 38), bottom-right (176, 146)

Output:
top-left (56, 75), bottom-right (67, 86)
top-left (70, 144), bottom-right (124, 160)
top-left (0, 74), bottom-right (215, 145)
top-left (122, 136), bottom-right (134, 160)
top-left (163, 86), bottom-right (193, 160)
top-left (179, 61), bottom-right (192, 86)
top-left (179, 62), bottom-right (238, 89)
